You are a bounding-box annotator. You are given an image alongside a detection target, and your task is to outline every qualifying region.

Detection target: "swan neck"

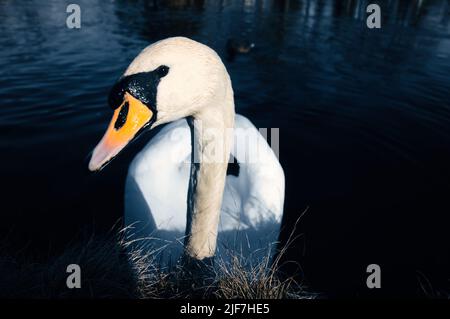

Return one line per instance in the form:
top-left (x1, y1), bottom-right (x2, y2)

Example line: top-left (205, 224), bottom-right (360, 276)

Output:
top-left (184, 84), bottom-right (235, 260)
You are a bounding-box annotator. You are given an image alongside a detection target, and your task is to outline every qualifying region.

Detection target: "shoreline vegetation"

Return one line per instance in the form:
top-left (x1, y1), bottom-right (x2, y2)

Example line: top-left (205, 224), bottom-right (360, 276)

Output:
top-left (0, 225), bottom-right (313, 299)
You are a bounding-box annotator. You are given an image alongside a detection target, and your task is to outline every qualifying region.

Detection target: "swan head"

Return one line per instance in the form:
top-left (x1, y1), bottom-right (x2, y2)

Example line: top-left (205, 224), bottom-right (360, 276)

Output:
top-left (88, 37), bottom-right (231, 171)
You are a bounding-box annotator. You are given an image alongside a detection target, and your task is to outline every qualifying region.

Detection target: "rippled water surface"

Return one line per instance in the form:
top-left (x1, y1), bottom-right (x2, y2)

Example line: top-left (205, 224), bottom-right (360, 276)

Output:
top-left (1, 0), bottom-right (449, 296)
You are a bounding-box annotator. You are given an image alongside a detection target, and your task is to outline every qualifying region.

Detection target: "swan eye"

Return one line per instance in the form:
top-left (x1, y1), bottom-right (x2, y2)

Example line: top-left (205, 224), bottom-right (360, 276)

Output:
top-left (156, 65), bottom-right (169, 78)
top-left (114, 101), bottom-right (129, 130)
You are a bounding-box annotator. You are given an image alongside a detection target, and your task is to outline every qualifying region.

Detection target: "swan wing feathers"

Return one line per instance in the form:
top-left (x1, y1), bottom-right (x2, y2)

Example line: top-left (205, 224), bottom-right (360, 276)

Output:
top-left (125, 115), bottom-right (285, 233)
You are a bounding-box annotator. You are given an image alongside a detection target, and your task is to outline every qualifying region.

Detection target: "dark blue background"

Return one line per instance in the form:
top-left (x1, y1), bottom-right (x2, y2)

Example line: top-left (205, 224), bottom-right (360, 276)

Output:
top-left (0, 0), bottom-right (449, 297)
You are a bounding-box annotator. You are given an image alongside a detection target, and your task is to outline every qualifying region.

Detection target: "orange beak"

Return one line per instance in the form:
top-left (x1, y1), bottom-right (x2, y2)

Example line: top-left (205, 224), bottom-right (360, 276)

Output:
top-left (88, 92), bottom-right (154, 171)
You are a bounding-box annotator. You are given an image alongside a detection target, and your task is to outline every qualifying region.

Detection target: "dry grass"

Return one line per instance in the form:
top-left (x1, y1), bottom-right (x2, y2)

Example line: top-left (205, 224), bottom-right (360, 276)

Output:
top-left (214, 255), bottom-right (304, 299)
top-left (0, 226), bottom-right (314, 299)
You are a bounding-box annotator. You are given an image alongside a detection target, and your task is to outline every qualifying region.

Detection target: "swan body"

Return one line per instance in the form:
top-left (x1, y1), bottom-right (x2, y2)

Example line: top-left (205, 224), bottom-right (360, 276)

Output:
top-left (125, 114), bottom-right (284, 262)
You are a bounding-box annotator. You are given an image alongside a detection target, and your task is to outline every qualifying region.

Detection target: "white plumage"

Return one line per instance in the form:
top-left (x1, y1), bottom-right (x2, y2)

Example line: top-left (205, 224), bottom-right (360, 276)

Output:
top-left (125, 114), bottom-right (285, 263)
top-left (89, 37), bottom-right (285, 263)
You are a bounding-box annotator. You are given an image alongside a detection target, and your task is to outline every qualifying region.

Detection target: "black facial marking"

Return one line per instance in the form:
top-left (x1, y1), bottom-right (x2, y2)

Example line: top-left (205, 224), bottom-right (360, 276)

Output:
top-left (114, 102), bottom-right (129, 130)
top-left (108, 65), bottom-right (170, 114)
top-left (156, 65), bottom-right (169, 78)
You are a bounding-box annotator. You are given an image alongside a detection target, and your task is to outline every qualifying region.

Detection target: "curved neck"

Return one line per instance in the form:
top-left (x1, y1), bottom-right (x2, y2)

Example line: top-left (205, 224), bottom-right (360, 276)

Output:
top-left (184, 78), bottom-right (235, 260)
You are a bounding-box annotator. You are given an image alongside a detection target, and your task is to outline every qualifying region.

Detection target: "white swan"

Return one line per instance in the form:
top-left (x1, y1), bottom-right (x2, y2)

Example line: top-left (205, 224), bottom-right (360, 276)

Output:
top-left (88, 37), bottom-right (284, 264)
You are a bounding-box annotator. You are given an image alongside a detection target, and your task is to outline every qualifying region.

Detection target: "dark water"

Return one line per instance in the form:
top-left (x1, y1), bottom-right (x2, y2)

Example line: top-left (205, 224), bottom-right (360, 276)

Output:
top-left (1, 0), bottom-right (449, 297)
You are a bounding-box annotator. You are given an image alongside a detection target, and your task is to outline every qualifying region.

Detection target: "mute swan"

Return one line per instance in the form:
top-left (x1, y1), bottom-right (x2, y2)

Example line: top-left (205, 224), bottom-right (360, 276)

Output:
top-left (88, 37), bottom-right (284, 264)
